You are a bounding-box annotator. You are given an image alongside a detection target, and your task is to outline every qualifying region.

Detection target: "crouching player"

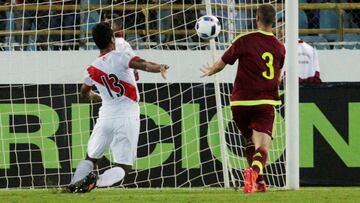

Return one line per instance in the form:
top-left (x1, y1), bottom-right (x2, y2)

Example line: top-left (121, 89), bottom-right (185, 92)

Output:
top-left (66, 22), bottom-right (169, 193)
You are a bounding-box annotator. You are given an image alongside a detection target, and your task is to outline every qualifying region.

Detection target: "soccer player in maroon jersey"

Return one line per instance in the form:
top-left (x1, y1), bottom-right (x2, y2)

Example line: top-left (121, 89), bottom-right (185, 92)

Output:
top-left (201, 4), bottom-right (285, 194)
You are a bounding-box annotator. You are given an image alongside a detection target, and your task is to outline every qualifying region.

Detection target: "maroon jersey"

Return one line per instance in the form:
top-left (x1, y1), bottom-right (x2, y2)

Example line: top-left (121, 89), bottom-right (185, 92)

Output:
top-left (222, 30), bottom-right (285, 106)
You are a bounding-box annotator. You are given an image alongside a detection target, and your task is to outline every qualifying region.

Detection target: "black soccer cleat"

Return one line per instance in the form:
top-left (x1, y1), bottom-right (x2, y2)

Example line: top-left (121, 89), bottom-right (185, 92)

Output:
top-left (73, 172), bottom-right (98, 193)
top-left (63, 184), bottom-right (76, 193)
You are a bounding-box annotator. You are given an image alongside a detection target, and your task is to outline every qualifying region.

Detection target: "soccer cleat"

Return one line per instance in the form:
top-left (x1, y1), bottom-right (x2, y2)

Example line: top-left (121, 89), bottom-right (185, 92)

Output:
top-left (63, 184), bottom-right (76, 193)
top-left (256, 180), bottom-right (267, 192)
top-left (74, 172), bottom-right (98, 193)
top-left (243, 168), bottom-right (258, 194)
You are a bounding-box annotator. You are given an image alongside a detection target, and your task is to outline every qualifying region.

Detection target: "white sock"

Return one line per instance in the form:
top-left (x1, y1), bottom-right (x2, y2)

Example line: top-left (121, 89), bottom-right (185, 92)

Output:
top-left (71, 160), bottom-right (94, 184)
top-left (96, 167), bottom-right (125, 187)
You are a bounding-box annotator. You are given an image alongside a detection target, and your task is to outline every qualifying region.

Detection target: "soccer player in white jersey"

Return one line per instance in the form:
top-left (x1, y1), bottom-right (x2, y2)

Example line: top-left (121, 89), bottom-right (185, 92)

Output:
top-left (66, 22), bottom-right (169, 193)
top-left (277, 17), bottom-right (322, 84)
top-left (103, 13), bottom-right (140, 81)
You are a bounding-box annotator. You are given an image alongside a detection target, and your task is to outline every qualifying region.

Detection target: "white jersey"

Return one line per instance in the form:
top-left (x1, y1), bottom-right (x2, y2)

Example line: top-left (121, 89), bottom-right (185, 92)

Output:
top-left (281, 40), bottom-right (321, 82)
top-left (298, 40), bottom-right (320, 80)
top-left (83, 39), bottom-right (140, 118)
top-left (115, 37), bottom-right (132, 53)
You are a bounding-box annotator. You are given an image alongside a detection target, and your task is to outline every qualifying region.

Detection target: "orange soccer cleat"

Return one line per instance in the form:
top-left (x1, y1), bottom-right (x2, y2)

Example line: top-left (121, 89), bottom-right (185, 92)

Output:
top-left (256, 180), bottom-right (267, 192)
top-left (243, 168), bottom-right (258, 194)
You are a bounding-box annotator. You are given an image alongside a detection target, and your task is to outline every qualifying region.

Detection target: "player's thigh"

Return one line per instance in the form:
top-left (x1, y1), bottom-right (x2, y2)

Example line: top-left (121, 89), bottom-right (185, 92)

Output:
top-left (87, 118), bottom-right (114, 159)
top-left (231, 106), bottom-right (252, 139)
top-left (110, 116), bottom-right (140, 166)
top-left (250, 105), bottom-right (275, 138)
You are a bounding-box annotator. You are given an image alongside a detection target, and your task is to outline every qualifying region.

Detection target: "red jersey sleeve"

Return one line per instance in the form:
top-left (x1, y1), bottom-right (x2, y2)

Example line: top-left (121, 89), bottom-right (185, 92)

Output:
top-left (221, 38), bottom-right (243, 65)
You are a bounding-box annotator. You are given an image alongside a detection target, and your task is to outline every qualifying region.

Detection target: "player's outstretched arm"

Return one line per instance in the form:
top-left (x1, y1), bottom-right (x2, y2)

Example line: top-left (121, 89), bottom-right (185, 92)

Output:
top-left (80, 84), bottom-right (102, 102)
top-left (200, 59), bottom-right (226, 77)
top-left (130, 57), bottom-right (169, 79)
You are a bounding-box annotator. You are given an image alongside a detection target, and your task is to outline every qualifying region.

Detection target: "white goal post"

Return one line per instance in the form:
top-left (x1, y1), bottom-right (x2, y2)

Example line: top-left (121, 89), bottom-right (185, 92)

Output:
top-left (285, 0), bottom-right (300, 190)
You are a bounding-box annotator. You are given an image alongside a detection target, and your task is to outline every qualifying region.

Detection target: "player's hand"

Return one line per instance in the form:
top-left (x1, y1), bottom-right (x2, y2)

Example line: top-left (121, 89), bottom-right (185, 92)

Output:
top-left (200, 63), bottom-right (214, 77)
top-left (160, 64), bottom-right (169, 79)
top-left (201, 60), bottom-right (226, 77)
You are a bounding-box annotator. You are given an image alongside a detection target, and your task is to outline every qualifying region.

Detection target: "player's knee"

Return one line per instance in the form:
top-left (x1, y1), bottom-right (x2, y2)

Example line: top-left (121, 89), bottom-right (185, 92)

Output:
top-left (252, 130), bottom-right (272, 149)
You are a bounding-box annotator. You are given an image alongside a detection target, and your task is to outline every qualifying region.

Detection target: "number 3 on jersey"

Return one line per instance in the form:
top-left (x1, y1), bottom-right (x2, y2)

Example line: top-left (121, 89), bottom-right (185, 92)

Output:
top-left (261, 52), bottom-right (274, 80)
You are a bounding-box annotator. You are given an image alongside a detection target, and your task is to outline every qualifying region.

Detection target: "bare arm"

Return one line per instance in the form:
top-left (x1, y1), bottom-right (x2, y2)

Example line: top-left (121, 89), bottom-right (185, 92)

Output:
top-left (130, 57), bottom-right (169, 79)
top-left (200, 59), bottom-right (227, 77)
top-left (80, 84), bottom-right (102, 102)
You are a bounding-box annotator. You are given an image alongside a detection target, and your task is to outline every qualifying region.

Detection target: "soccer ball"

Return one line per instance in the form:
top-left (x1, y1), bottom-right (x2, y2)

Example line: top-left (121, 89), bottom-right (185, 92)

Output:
top-left (195, 15), bottom-right (221, 40)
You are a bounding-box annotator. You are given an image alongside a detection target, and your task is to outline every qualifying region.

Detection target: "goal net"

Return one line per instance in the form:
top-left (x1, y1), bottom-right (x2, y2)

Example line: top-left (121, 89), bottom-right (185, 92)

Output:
top-left (0, 0), bottom-right (287, 189)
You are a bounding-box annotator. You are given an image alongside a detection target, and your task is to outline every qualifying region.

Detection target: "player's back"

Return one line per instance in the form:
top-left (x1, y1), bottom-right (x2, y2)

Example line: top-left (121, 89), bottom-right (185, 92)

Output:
top-left (224, 31), bottom-right (285, 102)
top-left (86, 47), bottom-right (140, 118)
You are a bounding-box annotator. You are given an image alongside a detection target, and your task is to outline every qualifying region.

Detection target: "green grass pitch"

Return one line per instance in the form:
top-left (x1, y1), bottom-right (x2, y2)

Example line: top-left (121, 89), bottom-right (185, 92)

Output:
top-left (0, 187), bottom-right (359, 203)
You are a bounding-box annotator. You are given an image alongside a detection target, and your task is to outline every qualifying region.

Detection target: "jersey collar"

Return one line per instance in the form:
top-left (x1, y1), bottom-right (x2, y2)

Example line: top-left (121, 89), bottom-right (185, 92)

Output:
top-left (98, 50), bottom-right (112, 57)
top-left (258, 30), bottom-right (274, 36)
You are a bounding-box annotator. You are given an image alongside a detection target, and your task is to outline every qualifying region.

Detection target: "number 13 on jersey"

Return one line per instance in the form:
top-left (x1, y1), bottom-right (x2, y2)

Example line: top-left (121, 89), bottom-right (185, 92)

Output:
top-left (261, 52), bottom-right (274, 80)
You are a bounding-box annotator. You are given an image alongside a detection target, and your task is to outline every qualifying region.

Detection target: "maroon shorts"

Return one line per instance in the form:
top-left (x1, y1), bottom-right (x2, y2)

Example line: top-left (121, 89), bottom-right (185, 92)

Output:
top-left (231, 105), bottom-right (275, 139)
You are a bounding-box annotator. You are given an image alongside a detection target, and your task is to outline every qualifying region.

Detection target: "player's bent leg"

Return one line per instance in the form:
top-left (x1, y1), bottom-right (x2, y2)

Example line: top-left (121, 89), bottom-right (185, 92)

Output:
top-left (96, 164), bottom-right (131, 187)
top-left (251, 130), bottom-right (271, 192)
top-left (66, 156), bottom-right (100, 193)
top-left (243, 130), bottom-right (271, 194)
top-left (95, 116), bottom-right (138, 188)
top-left (69, 159), bottom-right (94, 185)
top-left (245, 138), bottom-right (255, 166)
top-left (244, 138), bottom-right (268, 191)
top-left (245, 139), bottom-right (266, 189)
top-left (67, 118), bottom-right (114, 193)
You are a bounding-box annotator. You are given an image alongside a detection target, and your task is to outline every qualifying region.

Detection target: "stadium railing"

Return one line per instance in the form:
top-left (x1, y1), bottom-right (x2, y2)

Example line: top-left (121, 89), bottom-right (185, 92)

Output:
top-left (0, 2), bottom-right (359, 50)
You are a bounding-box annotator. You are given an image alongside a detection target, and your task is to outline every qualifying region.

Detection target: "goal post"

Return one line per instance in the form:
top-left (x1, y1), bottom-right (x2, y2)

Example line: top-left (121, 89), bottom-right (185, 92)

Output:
top-left (205, 0), bottom-right (231, 189)
top-left (285, 0), bottom-right (300, 190)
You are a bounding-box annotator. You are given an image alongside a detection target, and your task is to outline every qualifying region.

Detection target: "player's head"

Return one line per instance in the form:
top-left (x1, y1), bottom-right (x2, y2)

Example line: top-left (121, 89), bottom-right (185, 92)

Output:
top-left (92, 22), bottom-right (115, 50)
top-left (276, 17), bottom-right (285, 41)
top-left (256, 4), bottom-right (276, 28)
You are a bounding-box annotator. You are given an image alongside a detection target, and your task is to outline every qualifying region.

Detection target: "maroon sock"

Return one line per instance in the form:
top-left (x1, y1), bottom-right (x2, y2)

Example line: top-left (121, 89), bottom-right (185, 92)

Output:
top-left (251, 147), bottom-right (268, 175)
top-left (257, 175), bottom-right (264, 183)
top-left (245, 144), bottom-right (255, 167)
top-left (246, 144), bottom-right (264, 182)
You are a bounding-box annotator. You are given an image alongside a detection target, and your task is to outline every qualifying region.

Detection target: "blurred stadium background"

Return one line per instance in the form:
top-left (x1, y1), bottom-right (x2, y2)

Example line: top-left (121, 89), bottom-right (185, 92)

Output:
top-left (0, 0), bottom-right (359, 51)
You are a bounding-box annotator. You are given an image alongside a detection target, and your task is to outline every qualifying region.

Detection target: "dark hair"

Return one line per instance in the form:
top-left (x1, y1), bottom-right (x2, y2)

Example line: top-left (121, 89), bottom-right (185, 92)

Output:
top-left (92, 22), bottom-right (114, 49)
top-left (257, 4), bottom-right (276, 26)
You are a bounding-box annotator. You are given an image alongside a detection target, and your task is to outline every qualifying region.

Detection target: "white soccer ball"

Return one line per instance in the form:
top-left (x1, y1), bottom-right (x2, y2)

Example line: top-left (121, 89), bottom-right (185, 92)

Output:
top-left (195, 15), bottom-right (221, 40)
